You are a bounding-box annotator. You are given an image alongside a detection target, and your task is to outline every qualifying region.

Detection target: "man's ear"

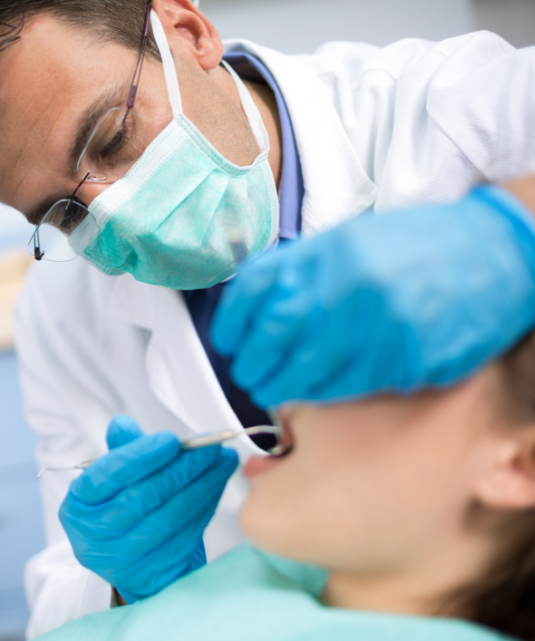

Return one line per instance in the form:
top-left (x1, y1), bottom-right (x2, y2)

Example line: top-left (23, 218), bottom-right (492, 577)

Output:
top-left (475, 426), bottom-right (535, 510)
top-left (152, 0), bottom-right (223, 71)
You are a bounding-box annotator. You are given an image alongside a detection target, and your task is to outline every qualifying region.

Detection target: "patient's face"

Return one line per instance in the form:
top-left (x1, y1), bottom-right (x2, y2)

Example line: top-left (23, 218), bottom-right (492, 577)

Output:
top-left (241, 368), bottom-right (505, 574)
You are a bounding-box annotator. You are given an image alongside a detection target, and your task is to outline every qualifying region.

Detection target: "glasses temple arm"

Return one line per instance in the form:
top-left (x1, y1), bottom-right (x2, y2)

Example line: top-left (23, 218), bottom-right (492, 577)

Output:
top-left (33, 227), bottom-right (44, 261)
top-left (127, 3), bottom-right (152, 110)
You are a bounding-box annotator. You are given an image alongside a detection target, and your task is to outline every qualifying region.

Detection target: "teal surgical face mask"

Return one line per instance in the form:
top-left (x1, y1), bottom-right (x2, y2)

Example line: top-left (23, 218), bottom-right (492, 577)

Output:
top-left (71, 10), bottom-right (279, 290)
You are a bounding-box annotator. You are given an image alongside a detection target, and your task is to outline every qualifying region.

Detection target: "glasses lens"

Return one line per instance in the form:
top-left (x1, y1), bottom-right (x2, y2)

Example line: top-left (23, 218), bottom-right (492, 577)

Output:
top-left (78, 107), bottom-right (148, 184)
top-left (28, 200), bottom-right (97, 262)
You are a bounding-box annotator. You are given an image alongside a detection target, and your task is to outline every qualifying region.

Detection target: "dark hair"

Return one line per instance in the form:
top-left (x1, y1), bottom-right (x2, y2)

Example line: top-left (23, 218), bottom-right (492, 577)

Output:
top-left (0, 0), bottom-right (159, 56)
top-left (444, 332), bottom-right (535, 640)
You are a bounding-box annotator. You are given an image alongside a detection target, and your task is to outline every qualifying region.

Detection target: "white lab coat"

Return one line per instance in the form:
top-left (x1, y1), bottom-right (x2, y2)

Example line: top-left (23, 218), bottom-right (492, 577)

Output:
top-left (16, 32), bottom-right (535, 637)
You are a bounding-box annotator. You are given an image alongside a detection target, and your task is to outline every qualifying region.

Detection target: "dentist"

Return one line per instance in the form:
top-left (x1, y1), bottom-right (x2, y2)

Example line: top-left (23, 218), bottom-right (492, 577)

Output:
top-left (2, 0), bottom-right (535, 636)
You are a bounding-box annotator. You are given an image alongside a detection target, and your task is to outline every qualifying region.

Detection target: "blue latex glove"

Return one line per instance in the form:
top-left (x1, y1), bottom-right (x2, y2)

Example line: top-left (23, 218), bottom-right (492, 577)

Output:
top-left (59, 416), bottom-right (238, 604)
top-left (212, 185), bottom-right (535, 407)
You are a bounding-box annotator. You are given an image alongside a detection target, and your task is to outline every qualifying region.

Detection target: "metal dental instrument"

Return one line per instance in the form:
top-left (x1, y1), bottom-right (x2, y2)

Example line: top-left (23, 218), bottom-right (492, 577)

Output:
top-left (36, 458), bottom-right (99, 478)
top-left (182, 424), bottom-right (287, 455)
top-left (36, 425), bottom-right (288, 479)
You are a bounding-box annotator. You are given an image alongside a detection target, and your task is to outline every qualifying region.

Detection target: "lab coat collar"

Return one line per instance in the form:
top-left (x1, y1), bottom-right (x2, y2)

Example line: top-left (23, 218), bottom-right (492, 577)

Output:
top-left (110, 274), bottom-right (259, 462)
top-left (110, 275), bottom-right (210, 426)
top-left (110, 275), bottom-right (196, 428)
top-left (110, 272), bottom-right (157, 332)
top-left (223, 39), bottom-right (379, 235)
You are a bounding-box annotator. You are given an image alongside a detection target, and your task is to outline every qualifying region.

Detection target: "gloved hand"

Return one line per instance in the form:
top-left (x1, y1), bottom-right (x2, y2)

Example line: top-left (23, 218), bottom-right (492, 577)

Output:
top-left (59, 416), bottom-right (238, 604)
top-left (212, 185), bottom-right (535, 406)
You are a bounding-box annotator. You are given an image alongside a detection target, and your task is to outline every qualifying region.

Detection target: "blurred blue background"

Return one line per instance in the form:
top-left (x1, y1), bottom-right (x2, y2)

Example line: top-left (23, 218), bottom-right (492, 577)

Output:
top-left (0, 353), bottom-right (45, 641)
top-left (0, 208), bottom-right (44, 641)
top-left (0, 0), bottom-right (533, 639)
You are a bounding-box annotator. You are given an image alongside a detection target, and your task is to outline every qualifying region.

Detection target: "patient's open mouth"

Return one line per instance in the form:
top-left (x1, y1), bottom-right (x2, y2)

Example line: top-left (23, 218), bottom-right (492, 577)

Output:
top-left (243, 413), bottom-right (294, 479)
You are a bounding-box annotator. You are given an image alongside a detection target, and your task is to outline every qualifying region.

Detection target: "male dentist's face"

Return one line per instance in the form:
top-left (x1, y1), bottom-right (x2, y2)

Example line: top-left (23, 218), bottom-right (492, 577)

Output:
top-left (0, 14), bottom-right (171, 222)
top-left (0, 6), bottom-right (260, 227)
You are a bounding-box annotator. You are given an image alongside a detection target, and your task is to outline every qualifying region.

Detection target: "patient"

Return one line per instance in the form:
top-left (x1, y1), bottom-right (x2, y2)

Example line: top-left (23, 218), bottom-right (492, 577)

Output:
top-left (38, 334), bottom-right (535, 640)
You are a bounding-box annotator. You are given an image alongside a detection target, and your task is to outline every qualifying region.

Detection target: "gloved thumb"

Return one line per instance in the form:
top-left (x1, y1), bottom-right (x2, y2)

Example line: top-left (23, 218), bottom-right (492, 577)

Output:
top-left (107, 415), bottom-right (144, 450)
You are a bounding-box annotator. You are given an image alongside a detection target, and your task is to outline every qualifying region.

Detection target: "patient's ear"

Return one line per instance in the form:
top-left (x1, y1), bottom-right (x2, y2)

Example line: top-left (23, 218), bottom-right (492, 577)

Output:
top-left (475, 425), bottom-right (535, 510)
top-left (152, 0), bottom-right (223, 70)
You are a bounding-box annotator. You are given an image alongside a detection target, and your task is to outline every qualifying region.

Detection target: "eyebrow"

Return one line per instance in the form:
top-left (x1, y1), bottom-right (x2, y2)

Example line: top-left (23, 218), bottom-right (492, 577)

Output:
top-left (26, 84), bottom-right (129, 227)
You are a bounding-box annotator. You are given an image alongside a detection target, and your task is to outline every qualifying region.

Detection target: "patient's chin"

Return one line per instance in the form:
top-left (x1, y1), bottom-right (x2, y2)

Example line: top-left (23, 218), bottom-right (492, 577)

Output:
top-left (240, 494), bottom-right (291, 555)
top-left (239, 495), bottom-right (317, 562)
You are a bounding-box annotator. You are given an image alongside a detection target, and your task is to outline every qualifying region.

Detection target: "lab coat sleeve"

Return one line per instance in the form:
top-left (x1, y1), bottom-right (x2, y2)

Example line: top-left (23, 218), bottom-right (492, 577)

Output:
top-left (305, 32), bottom-right (535, 212)
top-left (15, 262), bottom-right (117, 638)
top-left (424, 38), bottom-right (535, 185)
top-left (24, 542), bottom-right (112, 638)
top-left (15, 255), bottom-right (249, 636)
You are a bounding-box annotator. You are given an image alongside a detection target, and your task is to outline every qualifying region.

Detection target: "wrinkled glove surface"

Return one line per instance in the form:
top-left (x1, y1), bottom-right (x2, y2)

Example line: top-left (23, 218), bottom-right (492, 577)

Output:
top-left (60, 416), bottom-right (238, 604)
top-left (212, 186), bottom-right (535, 406)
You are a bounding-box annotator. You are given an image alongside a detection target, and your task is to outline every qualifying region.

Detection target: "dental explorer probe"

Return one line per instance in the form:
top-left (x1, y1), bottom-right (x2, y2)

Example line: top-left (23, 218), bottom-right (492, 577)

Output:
top-left (36, 424), bottom-right (285, 479)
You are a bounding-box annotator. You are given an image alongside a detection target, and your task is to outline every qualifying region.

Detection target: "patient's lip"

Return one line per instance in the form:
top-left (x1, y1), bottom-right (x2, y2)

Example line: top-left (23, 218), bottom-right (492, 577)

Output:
top-left (243, 455), bottom-right (281, 478)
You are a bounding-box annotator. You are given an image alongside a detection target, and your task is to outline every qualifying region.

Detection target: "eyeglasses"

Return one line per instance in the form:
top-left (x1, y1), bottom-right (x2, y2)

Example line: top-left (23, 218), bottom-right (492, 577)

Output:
top-left (29, 3), bottom-right (153, 263)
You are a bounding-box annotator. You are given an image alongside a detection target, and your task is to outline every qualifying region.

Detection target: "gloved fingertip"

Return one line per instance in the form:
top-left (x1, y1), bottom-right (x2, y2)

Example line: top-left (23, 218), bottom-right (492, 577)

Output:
top-left (250, 389), bottom-right (273, 410)
top-left (229, 360), bottom-right (255, 393)
top-left (107, 415), bottom-right (144, 449)
top-left (209, 326), bottom-right (230, 358)
top-left (210, 304), bottom-right (236, 357)
top-left (189, 540), bottom-right (207, 570)
top-left (149, 431), bottom-right (182, 458)
top-left (219, 446), bottom-right (240, 473)
top-left (57, 497), bottom-right (69, 526)
top-left (221, 445), bottom-right (239, 462)
top-left (58, 487), bottom-right (85, 521)
top-left (185, 443), bottom-right (238, 477)
top-left (181, 443), bottom-right (224, 471)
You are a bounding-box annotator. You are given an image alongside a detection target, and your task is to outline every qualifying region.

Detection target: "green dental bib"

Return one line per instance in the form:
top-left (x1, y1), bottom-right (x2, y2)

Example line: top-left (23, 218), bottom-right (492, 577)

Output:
top-left (36, 544), bottom-right (514, 641)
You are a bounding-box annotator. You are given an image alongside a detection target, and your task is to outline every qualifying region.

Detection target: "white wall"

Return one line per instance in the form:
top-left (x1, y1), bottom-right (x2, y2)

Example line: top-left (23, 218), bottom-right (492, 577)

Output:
top-left (473, 0), bottom-right (535, 48)
top-left (201, 0), bottom-right (476, 53)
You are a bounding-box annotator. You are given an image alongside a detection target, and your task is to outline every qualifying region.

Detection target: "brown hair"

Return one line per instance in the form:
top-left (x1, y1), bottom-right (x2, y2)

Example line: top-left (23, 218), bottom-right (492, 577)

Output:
top-left (0, 0), bottom-right (159, 56)
top-left (446, 332), bottom-right (535, 639)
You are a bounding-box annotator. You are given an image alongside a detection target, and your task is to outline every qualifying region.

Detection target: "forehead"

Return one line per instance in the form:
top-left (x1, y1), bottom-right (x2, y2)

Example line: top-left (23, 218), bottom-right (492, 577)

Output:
top-left (0, 13), bottom-right (135, 212)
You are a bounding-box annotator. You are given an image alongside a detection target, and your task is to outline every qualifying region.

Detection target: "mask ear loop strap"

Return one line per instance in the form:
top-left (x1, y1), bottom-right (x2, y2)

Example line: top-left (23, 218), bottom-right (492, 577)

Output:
top-left (150, 9), bottom-right (183, 119)
top-left (220, 60), bottom-right (270, 154)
